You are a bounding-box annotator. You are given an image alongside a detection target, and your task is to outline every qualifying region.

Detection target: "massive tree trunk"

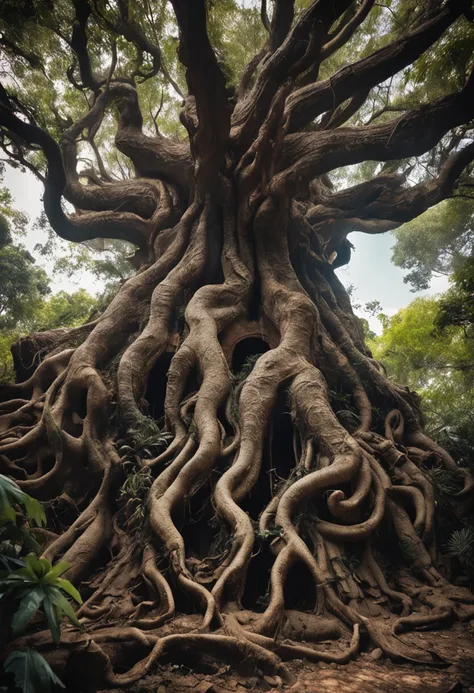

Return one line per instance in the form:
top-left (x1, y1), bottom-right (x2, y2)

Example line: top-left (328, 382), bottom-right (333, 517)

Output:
top-left (1, 0), bottom-right (474, 688)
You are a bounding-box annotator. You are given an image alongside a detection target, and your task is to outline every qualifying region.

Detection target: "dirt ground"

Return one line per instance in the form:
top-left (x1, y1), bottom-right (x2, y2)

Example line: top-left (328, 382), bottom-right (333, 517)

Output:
top-left (98, 622), bottom-right (474, 693)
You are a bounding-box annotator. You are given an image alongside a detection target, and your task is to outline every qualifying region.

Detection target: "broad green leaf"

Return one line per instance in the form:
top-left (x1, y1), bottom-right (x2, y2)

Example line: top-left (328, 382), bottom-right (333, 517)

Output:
top-left (48, 587), bottom-right (81, 627)
top-left (0, 554), bottom-right (26, 570)
top-left (0, 476), bottom-right (46, 527)
top-left (11, 586), bottom-right (45, 634)
top-left (22, 495), bottom-right (46, 527)
top-left (42, 593), bottom-right (61, 644)
top-left (0, 571), bottom-right (32, 584)
top-left (42, 561), bottom-right (70, 584)
top-left (4, 649), bottom-right (65, 692)
top-left (55, 577), bottom-right (82, 604)
top-left (38, 558), bottom-right (53, 576)
top-left (25, 555), bottom-right (46, 579)
top-left (14, 566), bottom-right (37, 581)
top-left (0, 501), bottom-right (16, 523)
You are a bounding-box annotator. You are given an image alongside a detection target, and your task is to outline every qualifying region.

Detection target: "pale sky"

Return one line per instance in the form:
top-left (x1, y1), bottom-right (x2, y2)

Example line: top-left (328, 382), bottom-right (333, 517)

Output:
top-left (4, 165), bottom-right (448, 333)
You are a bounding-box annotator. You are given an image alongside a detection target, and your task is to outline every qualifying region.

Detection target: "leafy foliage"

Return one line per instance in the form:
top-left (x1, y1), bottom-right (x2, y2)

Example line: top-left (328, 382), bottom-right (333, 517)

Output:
top-left (444, 527), bottom-right (474, 568)
top-left (369, 297), bottom-right (474, 452)
top-left (0, 214), bottom-right (50, 331)
top-left (437, 254), bottom-right (474, 333)
top-left (392, 199), bottom-right (474, 292)
top-left (0, 208), bottom-right (101, 384)
top-left (117, 419), bottom-right (172, 531)
top-left (4, 649), bottom-right (65, 693)
top-left (0, 474), bottom-right (45, 528)
top-left (122, 416), bottom-right (173, 460)
top-left (118, 466), bottom-right (153, 532)
top-left (0, 555), bottom-right (82, 643)
top-left (0, 476), bottom-right (81, 692)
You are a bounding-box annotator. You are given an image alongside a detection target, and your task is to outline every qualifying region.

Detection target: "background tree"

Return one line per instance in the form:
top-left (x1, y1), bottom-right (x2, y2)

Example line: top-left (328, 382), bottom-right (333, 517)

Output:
top-left (391, 199), bottom-right (474, 290)
top-left (0, 215), bottom-right (50, 331)
top-left (0, 206), bottom-right (100, 383)
top-left (369, 296), bottom-right (474, 451)
top-left (1, 0), bottom-right (474, 688)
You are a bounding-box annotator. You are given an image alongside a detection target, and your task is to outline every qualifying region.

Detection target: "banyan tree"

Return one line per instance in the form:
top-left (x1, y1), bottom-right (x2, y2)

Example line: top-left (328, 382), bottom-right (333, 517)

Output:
top-left (1, 0), bottom-right (474, 687)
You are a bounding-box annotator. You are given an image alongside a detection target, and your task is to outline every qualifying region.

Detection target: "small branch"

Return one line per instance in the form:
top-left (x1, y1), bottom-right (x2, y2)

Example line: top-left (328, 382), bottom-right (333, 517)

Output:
top-left (261, 0), bottom-right (271, 33)
top-left (366, 104), bottom-right (410, 125)
top-left (320, 0), bottom-right (376, 61)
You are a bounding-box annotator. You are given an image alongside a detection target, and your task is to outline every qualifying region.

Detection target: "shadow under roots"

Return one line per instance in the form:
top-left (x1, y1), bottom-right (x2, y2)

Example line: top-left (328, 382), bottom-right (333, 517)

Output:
top-left (231, 336), bottom-right (270, 373)
top-left (145, 351), bottom-right (174, 422)
top-left (239, 386), bottom-right (296, 523)
top-left (284, 560), bottom-right (317, 612)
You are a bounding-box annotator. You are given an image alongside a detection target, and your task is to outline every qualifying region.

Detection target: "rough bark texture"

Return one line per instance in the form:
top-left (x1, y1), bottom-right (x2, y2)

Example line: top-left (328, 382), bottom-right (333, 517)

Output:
top-left (1, 0), bottom-right (474, 689)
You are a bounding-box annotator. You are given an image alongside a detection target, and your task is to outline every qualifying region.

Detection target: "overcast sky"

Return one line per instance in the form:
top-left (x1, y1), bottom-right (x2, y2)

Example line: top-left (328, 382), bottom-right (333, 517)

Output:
top-left (4, 165), bottom-right (448, 333)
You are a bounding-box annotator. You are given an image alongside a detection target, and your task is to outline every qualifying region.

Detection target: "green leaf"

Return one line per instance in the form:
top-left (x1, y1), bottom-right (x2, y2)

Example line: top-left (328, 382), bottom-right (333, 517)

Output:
top-left (22, 495), bottom-right (46, 527)
top-left (4, 522), bottom-right (41, 555)
top-left (42, 593), bottom-right (61, 645)
top-left (4, 649), bottom-right (65, 692)
top-left (0, 554), bottom-right (25, 570)
top-left (0, 571), bottom-right (32, 585)
top-left (48, 587), bottom-right (82, 627)
top-left (15, 566), bottom-right (37, 581)
top-left (55, 577), bottom-right (82, 604)
top-left (25, 555), bottom-right (47, 579)
top-left (38, 558), bottom-right (53, 576)
top-left (42, 561), bottom-right (70, 584)
top-left (11, 586), bottom-right (45, 635)
top-left (0, 475), bottom-right (46, 527)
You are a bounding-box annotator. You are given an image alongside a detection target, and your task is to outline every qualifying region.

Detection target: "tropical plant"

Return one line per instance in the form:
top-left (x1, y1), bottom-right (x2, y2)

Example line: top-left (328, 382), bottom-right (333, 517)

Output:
top-left (3, 649), bottom-right (65, 693)
top-left (444, 527), bottom-right (474, 568)
top-left (0, 475), bottom-right (81, 692)
top-left (0, 555), bottom-right (82, 644)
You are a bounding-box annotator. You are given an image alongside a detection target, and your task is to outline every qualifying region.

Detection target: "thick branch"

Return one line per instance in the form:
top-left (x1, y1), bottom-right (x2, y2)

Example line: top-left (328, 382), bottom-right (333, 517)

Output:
top-left (59, 85), bottom-right (161, 217)
top-left (286, 0), bottom-right (468, 132)
top-left (231, 0), bottom-right (353, 149)
top-left (171, 0), bottom-right (232, 189)
top-left (277, 76), bottom-right (474, 194)
top-left (112, 83), bottom-right (192, 189)
top-left (70, 0), bottom-right (101, 91)
top-left (0, 88), bottom-right (149, 247)
top-left (306, 141), bottom-right (474, 232)
top-left (269, 0), bottom-right (295, 52)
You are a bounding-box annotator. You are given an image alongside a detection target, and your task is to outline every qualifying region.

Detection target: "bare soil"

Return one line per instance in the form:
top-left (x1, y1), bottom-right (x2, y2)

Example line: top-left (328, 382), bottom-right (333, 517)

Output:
top-left (98, 623), bottom-right (474, 693)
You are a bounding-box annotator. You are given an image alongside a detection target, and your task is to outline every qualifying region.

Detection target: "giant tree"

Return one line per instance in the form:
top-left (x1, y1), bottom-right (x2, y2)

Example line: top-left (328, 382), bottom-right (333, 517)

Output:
top-left (1, 0), bottom-right (474, 687)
